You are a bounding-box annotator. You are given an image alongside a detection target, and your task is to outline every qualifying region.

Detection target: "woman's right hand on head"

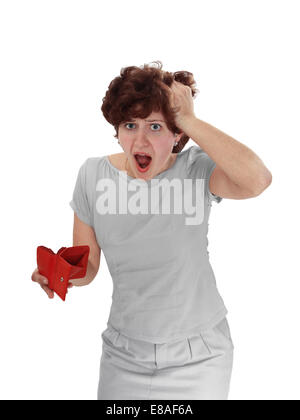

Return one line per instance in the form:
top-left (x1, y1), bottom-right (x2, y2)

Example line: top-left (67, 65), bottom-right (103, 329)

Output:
top-left (31, 267), bottom-right (73, 299)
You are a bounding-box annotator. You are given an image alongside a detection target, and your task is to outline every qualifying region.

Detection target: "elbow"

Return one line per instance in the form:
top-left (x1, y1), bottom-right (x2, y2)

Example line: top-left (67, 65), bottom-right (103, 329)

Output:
top-left (251, 170), bottom-right (272, 197)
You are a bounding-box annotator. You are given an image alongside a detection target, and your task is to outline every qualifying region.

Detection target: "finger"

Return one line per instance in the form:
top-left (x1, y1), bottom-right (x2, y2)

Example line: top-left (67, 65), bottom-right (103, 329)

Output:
top-left (158, 80), bottom-right (172, 94)
top-left (32, 271), bottom-right (49, 286)
top-left (31, 268), bottom-right (40, 282)
top-left (40, 284), bottom-right (54, 299)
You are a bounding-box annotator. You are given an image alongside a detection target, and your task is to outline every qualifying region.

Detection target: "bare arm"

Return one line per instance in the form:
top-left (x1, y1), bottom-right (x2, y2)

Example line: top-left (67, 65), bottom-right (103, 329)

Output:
top-left (179, 116), bottom-right (272, 199)
top-left (70, 213), bottom-right (101, 287)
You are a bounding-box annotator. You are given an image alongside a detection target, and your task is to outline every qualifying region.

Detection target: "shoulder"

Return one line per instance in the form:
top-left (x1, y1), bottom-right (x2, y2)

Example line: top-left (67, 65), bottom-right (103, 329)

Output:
top-left (186, 145), bottom-right (217, 179)
top-left (188, 145), bottom-right (206, 159)
top-left (186, 145), bottom-right (211, 168)
top-left (76, 155), bottom-right (107, 179)
top-left (107, 152), bottom-right (126, 170)
top-left (81, 152), bottom-right (127, 176)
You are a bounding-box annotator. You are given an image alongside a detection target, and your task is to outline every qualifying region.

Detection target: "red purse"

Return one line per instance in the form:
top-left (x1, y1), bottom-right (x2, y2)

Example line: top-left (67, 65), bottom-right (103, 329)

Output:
top-left (36, 245), bottom-right (90, 301)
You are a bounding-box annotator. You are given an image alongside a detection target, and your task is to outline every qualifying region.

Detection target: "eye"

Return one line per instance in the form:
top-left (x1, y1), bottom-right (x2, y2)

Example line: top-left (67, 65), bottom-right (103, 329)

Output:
top-left (124, 122), bottom-right (162, 131)
top-left (151, 123), bottom-right (162, 131)
top-left (124, 123), bottom-right (135, 129)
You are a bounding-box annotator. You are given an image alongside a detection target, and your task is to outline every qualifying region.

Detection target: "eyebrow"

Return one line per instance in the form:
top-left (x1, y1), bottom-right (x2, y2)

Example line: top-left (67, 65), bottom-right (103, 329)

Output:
top-left (131, 119), bottom-right (165, 122)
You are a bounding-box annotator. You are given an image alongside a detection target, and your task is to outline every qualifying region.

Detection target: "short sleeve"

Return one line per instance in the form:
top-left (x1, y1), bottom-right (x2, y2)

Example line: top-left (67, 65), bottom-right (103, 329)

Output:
top-left (187, 146), bottom-right (223, 204)
top-left (69, 158), bottom-right (93, 226)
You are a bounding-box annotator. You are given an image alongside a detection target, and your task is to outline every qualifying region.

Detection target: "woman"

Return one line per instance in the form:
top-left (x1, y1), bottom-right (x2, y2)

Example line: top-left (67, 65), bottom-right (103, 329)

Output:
top-left (32, 61), bottom-right (272, 400)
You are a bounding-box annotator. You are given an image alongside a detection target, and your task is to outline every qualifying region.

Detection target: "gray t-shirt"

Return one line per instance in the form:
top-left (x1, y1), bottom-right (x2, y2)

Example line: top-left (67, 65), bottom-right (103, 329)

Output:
top-left (69, 145), bottom-right (228, 344)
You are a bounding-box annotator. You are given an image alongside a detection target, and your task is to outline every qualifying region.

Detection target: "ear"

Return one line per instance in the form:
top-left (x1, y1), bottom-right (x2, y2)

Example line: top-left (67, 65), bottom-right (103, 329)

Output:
top-left (175, 132), bottom-right (185, 140)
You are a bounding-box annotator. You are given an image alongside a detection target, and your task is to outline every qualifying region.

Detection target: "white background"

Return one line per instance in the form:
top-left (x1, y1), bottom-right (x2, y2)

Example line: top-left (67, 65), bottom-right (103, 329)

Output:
top-left (0, 0), bottom-right (299, 400)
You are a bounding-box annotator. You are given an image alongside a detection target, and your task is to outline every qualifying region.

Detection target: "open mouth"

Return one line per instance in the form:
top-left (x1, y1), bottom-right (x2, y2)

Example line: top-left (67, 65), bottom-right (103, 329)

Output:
top-left (134, 154), bottom-right (152, 172)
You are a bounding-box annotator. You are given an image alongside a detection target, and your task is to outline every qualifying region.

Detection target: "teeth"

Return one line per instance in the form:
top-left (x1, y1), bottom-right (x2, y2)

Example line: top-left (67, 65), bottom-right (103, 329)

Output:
top-left (135, 153), bottom-right (151, 157)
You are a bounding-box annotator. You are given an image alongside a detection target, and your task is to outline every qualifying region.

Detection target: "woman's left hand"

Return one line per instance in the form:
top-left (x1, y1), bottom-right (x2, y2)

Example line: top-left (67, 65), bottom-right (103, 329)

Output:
top-left (159, 80), bottom-right (196, 130)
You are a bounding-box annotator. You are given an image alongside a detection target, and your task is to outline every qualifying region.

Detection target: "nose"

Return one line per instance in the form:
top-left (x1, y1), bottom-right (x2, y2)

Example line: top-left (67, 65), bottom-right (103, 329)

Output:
top-left (133, 127), bottom-right (151, 147)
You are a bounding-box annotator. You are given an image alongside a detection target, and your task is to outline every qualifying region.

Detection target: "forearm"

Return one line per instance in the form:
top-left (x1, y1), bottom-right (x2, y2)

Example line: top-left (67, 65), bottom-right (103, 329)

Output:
top-left (180, 116), bottom-right (272, 192)
top-left (70, 260), bottom-right (98, 287)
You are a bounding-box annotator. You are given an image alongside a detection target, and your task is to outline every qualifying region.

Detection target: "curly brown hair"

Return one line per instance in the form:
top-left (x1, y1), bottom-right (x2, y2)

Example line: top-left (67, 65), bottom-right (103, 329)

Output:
top-left (101, 61), bottom-right (199, 153)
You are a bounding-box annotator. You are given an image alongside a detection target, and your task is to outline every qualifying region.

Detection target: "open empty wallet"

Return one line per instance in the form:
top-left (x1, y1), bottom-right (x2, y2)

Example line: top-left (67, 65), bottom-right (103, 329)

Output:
top-left (36, 245), bottom-right (90, 301)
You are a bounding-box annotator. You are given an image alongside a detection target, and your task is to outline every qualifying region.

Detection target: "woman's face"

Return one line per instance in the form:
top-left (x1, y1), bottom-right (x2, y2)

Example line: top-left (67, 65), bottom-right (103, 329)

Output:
top-left (118, 111), bottom-right (182, 180)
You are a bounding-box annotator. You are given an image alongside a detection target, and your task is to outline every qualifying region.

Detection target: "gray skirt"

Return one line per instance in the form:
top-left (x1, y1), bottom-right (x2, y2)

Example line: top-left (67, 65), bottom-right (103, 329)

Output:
top-left (97, 317), bottom-right (234, 400)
